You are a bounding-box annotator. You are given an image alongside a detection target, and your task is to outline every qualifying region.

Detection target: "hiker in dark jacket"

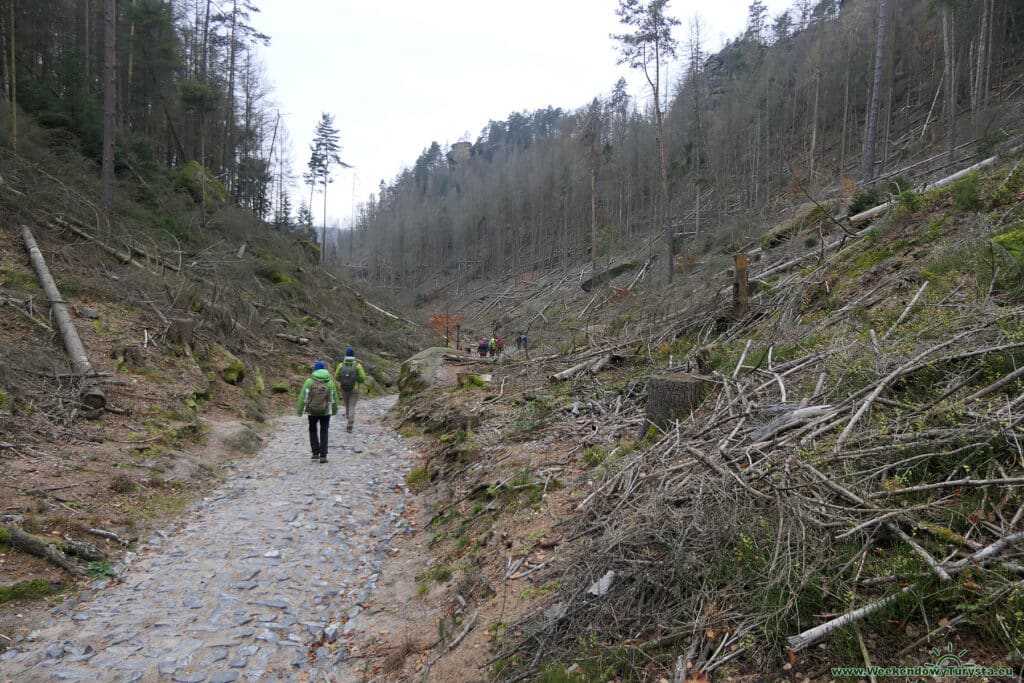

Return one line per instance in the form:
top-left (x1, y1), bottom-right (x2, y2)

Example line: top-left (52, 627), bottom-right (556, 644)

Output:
top-left (334, 347), bottom-right (367, 433)
top-left (296, 360), bottom-right (339, 463)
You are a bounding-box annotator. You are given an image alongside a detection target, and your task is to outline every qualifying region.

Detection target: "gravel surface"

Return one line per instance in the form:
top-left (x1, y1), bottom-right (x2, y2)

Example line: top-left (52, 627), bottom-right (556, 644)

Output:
top-left (0, 396), bottom-right (416, 682)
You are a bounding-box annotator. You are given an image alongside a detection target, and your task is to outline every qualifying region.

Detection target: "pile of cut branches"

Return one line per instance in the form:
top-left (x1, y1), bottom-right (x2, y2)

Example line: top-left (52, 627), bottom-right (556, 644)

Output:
top-left (498, 217), bottom-right (1024, 679)
top-left (502, 300), bottom-right (1024, 679)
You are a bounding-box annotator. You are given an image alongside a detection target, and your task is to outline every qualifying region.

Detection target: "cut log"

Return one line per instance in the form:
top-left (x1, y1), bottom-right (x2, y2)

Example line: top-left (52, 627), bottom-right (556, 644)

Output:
top-left (274, 333), bottom-right (310, 345)
top-left (550, 358), bottom-right (592, 382)
top-left (588, 353), bottom-right (614, 375)
top-left (21, 226), bottom-right (106, 412)
top-left (645, 373), bottom-right (710, 431)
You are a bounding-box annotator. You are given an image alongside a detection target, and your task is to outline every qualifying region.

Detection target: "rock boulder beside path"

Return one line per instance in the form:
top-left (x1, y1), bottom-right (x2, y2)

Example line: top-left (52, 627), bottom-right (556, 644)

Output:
top-left (398, 347), bottom-right (459, 398)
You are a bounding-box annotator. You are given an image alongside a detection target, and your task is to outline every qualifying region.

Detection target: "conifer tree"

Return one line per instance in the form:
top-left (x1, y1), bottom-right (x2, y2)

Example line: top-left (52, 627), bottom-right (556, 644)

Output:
top-left (613, 0), bottom-right (679, 283)
top-left (307, 113), bottom-right (351, 261)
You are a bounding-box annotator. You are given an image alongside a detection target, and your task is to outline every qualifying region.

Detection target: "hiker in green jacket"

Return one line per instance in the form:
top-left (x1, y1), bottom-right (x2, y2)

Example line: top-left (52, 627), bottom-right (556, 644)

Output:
top-left (334, 346), bottom-right (367, 433)
top-left (296, 360), bottom-right (339, 463)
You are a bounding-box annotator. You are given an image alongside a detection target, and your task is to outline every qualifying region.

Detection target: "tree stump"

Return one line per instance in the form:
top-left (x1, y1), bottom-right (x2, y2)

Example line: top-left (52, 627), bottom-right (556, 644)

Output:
top-left (645, 373), bottom-right (709, 433)
top-left (167, 318), bottom-right (195, 351)
top-left (111, 345), bottom-right (144, 368)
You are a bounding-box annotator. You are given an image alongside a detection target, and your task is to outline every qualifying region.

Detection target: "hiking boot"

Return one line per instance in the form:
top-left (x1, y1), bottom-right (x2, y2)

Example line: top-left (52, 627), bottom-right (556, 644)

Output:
top-left (346, 424), bottom-right (353, 433)
top-left (311, 453), bottom-right (319, 460)
top-left (319, 456), bottom-right (328, 463)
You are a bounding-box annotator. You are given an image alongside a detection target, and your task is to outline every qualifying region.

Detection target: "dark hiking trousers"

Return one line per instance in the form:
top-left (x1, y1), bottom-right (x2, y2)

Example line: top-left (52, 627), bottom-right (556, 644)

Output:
top-left (308, 415), bottom-right (330, 457)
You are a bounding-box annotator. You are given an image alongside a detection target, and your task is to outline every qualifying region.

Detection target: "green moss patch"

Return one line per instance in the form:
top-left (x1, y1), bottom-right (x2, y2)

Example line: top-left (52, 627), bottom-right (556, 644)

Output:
top-left (174, 161), bottom-right (228, 204)
top-left (0, 578), bottom-right (58, 604)
top-left (992, 222), bottom-right (1024, 259)
top-left (0, 267), bottom-right (40, 292)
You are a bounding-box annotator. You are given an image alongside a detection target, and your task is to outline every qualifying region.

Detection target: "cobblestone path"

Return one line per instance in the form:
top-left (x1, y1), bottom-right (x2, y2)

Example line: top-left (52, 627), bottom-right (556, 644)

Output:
top-left (1, 396), bottom-right (416, 682)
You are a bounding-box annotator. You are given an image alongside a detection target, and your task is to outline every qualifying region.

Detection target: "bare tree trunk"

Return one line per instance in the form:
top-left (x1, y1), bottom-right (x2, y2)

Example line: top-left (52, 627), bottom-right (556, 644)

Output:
top-left (9, 0), bottom-right (15, 156)
top-left (861, 0), bottom-right (889, 182)
top-left (882, 83), bottom-right (892, 171)
top-left (590, 168), bottom-right (597, 278)
top-left (983, 0), bottom-right (993, 108)
top-left (84, 0), bottom-right (90, 87)
top-left (102, 0), bottom-right (116, 215)
top-left (972, 0), bottom-right (990, 120)
top-left (199, 0), bottom-right (211, 83)
top-left (21, 227), bottom-right (106, 412)
top-left (809, 70), bottom-right (819, 187)
top-left (694, 184), bottom-right (700, 238)
top-left (0, 5), bottom-right (8, 101)
top-left (321, 179), bottom-right (328, 264)
top-left (221, 0), bottom-right (238, 186)
top-left (653, 47), bottom-right (672, 284)
top-left (840, 70), bottom-right (850, 176)
top-left (125, 0), bottom-right (135, 113)
top-left (943, 5), bottom-right (957, 166)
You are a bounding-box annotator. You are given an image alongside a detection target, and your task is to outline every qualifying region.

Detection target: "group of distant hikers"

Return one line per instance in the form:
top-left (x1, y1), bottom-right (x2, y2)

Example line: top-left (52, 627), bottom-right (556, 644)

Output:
top-left (297, 332), bottom-right (529, 463)
top-left (473, 333), bottom-right (528, 358)
top-left (295, 346), bottom-right (367, 463)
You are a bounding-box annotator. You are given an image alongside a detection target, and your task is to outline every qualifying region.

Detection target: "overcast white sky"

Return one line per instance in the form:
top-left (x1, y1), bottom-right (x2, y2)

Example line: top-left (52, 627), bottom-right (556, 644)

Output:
top-left (252, 0), bottom-right (794, 228)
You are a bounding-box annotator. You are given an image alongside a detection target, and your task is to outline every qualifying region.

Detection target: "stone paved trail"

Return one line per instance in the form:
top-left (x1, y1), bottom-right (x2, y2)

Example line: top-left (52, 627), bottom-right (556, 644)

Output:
top-left (0, 396), bottom-right (416, 682)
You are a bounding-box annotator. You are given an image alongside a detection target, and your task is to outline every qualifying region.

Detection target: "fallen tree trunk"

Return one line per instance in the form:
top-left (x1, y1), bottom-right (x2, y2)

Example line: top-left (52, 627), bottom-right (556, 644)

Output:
top-left (788, 586), bottom-right (913, 652)
top-left (550, 358), bottom-right (592, 382)
top-left (849, 145), bottom-right (1023, 228)
top-left (53, 215), bottom-right (180, 272)
top-left (275, 333), bottom-right (310, 345)
top-left (50, 218), bottom-right (150, 272)
top-left (21, 226), bottom-right (106, 412)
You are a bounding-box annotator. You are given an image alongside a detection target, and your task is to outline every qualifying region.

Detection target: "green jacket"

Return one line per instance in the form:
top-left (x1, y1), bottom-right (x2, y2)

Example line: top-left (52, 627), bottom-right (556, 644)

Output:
top-left (296, 369), bottom-right (339, 416)
top-left (334, 358), bottom-right (367, 390)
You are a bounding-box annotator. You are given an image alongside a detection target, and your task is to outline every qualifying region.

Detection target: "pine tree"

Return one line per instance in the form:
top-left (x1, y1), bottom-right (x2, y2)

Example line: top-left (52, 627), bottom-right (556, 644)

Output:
top-left (307, 112), bottom-right (351, 261)
top-left (273, 191), bottom-right (292, 231)
top-left (101, 0), bottom-right (117, 215)
top-left (613, 0), bottom-right (679, 283)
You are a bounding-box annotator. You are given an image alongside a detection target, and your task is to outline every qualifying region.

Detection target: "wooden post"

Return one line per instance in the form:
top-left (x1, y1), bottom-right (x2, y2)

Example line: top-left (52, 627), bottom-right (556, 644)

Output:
top-left (733, 252), bottom-right (749, 317)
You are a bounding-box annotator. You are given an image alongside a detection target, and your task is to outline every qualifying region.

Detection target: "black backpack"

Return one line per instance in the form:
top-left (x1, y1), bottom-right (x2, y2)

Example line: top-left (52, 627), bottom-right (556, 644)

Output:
top-left (338, 364), bottom-right (359, 391)
top-left (306, 380), bottom-right (331, 414)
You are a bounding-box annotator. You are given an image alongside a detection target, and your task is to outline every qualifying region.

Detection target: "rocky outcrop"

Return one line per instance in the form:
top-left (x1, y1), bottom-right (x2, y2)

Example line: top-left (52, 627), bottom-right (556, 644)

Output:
top-left (399, 347), bottom-right (456, 398)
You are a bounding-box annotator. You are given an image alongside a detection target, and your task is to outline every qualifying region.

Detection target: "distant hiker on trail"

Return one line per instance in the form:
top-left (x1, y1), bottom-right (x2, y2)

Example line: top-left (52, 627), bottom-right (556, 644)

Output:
top-left (296, 360), bottom-right (339, 464)
top-left (496, 336), bottom-right (505, 354)
top-left (334, 347), bottom-right (367, 433)
top-left (488, 337), bottom-right (497, 357)
top-left (517, 333), bottom-right (528, 353)
top-left (478, 339), bottom-right (488, 357)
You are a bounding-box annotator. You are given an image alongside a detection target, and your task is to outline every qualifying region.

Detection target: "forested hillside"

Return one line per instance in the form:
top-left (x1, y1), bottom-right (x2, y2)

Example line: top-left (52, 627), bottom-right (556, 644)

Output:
top-left (1, 0), bottom-right (303, 226)
top-left (0, 0), bottom-right (427, 649)
top-left (353, 0), bottom-right (1024, 294)
top-left (5, 1), bottom-right (1024, 680)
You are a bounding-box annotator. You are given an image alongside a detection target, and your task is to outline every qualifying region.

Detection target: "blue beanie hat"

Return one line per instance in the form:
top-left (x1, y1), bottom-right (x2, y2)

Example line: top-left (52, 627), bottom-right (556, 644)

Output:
top-left (313, 360), bottom-right (326, 371)
top-left (345, 347), bottom-right (355, 358)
